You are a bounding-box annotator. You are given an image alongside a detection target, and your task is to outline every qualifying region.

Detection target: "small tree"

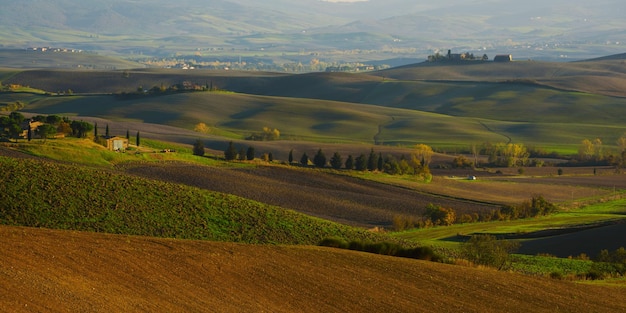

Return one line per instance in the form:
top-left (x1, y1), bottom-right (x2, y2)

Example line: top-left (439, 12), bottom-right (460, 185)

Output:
top-left (367, 148), bottom-right (378, 171)
top-left (313, 149), bottom-right (326, 168)
top-left (300, 152), bottom-right (309, 166)
top-left (8, 123), bottom-right (21, 142)
top-left (355, 154), bottom-right (368, 171)
top-left (461, 234), bottom-right (520, 270)
top-left (27, 127), bottom-right (32, 142)
top-left (105, 124), bottom-right (110, 138)
top-left (194, 122), bottom-right (210, 134)
top-left (94, 122), bottom-right (99, 138)
top-left (238, 148), bottom-right (246, 161)
top-left (126, 129), bottom-right (130, 140)
top-left (246, 146), bottom-right (255, 160)
top-left (36, 124), bottom-right (56, 142)
top-left (136, 131), bottom-right (140, 146)
top-left (46, 115), bottom-right (62, 125)
top-left (345, 155), bottom-right (354, 170)
top-left (330, 152), bottom-right (343, 169)
top-left (70, 121), bottom-right (93, 138)
top-left (224, 141), bottom-right (238, 161)
top-left (9, 112), bottom-right (25, 124)
top-left (193, 139), bottom-right (205, 156)
top-left (57, 122), bottom-right (72, 136)
top-left (288, 149), bottom-right (294, 164)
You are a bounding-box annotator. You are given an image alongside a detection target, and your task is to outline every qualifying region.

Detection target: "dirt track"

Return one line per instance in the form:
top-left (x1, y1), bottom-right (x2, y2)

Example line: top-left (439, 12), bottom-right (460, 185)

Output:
top-left (2, 225), bottom-right (626, 313)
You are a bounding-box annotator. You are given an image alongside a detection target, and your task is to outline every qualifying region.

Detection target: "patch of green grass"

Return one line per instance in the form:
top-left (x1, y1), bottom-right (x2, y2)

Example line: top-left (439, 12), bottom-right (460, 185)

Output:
top-left (5, 137), bottom-right (226, 168)
top-left (568, 199), bottom-right (626, 215)
top-left (510, 254), bottom-right (593, 276)
top-left (393, 209), bottom-right (626, 246)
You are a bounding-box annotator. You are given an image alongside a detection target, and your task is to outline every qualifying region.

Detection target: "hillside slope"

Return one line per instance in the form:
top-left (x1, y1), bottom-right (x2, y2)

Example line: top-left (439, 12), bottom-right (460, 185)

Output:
top-left (2, 225), bottom-right (625, 313)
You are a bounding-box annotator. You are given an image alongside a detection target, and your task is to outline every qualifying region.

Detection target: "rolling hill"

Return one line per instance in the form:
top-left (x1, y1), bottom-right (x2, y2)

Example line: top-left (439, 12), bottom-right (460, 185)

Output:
top-left (4, 57), bottom-right (626, 152)
top-left (2, 225), bottom-right (626, 313)
top-left (1, 0), bottom-right (625, 63)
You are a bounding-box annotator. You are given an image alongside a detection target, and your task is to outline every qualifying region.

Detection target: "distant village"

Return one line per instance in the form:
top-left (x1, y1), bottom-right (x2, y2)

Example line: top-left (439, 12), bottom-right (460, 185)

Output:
top-left (29, 47), bottom-right (84, 53)
top-left (428, 50), bottom-right (512, 63)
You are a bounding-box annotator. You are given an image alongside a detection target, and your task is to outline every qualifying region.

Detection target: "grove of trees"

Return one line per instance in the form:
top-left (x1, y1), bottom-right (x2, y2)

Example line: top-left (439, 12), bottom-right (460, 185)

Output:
top-left (0, 112), bottom-right (91, 142)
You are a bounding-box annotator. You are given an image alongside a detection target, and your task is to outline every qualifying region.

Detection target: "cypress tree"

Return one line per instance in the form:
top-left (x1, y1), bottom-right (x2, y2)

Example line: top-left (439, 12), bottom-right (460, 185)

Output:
top-left (126, 129), bottom-right (130, 140)
top-left (330, 152), bottom-right (343, 169)
top-left (105, 124), bottom-right (110, 138)
top-left (224, 141), bottom-right (237, 161)
top-left (193, 139), bottom-right (205, 156)
top-left (313, 149), bottom-right (326, 168)
top-left (356, 154), bottom-right (368, 171)
top-left (345, 155), bottom-right (354, 170)
top-left (246, 146), bottom-right (255, 160)
top-left (288, 149), bottom-right (294, 164)
top-left (300, 152), bottom-right (309, 166)
top-left (136, 131), bottom-right (140, 146)
top-left (367, 148), bottom-right (378, 171)
top-left (378, 152), bottom-right (384, 171)
top-left (94, 122), bottom-right (98, 138)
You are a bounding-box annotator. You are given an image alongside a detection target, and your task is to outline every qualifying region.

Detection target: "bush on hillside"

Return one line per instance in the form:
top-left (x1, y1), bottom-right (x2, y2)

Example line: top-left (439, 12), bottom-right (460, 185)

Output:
top-left (461, 234), bottom-right (520, 270)
top-left (319, 238), bottom-right (441, 262)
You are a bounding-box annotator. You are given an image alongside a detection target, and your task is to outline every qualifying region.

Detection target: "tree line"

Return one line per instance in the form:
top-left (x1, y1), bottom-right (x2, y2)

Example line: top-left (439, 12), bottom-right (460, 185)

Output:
top-left (1, 112), bottom-right (143, 147)
top-left (219, 142), bottom-right (434, 181)
top-left (393, 196), bottom-right (558, 231)
top-left (0, 112), bottom-right (94, 142)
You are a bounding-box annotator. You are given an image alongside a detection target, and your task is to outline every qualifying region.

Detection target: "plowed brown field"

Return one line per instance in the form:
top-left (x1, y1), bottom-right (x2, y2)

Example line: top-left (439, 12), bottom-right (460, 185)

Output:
top-left (120, 162), bottom-right (499, 227)
top-left (1, 225), bottom-right (625, 313)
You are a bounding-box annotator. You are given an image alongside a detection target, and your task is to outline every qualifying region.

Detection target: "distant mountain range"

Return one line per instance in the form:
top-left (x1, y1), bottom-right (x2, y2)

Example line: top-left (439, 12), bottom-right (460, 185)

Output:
top-left (1, 0), bottom-right (625, 64)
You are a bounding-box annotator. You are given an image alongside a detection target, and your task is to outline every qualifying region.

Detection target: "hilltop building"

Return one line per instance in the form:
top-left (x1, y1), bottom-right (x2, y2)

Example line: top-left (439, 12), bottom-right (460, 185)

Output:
top-left (494, 54), bottom-right (513, 62)
top-left (447, 50), bottom-right (469, 61)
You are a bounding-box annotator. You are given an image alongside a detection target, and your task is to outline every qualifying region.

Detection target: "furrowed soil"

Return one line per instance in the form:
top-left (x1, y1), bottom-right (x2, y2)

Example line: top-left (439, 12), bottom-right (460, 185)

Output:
top-left (2, 225), bottom-right (626, 313)
top-left (119, 162), bottom-right (499, 228)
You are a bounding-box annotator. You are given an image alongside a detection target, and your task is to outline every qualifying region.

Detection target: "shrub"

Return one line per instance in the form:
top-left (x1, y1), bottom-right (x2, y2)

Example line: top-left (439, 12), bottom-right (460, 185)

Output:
top-left (461, 234), bottom-right (520, 270)
top-left (319, 238), bottom-right (441, 262)
top-left (549, 271), bottom-right (564, 280)
top-left (319, 237), bottom-right (348, 249)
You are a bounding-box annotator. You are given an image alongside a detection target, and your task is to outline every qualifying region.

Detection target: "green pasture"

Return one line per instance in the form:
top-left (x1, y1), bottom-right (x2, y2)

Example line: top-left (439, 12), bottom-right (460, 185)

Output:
top-left (362, 80), bottom-right (626, 125)
top-left (5, 59), bottom-right (626, 153)
top-left (16, 89), bottom-right (622, 153)
top-left (0, 154), bottom-right (403, 246)
top-left (393, 201), bottom-right (626, 247)
top-left (5, 137), bottom-right (225, 168)
top-left (510, 254), bottom-right (593, 276)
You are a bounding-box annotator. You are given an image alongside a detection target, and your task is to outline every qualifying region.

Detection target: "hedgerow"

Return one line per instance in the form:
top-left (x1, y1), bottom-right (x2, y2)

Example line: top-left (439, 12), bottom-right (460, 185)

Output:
top-left (319, 237), bottom-right (441, 262)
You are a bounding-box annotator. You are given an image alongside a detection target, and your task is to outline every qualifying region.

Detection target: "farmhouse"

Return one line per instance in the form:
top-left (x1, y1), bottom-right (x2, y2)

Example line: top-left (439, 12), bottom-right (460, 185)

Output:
top-left (106, 136), bottom-right (129, 151)
top-left (494, 54), bottom-right (513, 62)
top-left (447, 50), bottom-right (469, 61)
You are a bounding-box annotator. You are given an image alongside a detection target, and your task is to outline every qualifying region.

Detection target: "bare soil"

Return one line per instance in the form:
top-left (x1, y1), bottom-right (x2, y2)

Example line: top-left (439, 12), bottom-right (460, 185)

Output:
top-left (120, 162), bottom-right (498, 228)
top-left (2, 225), bottom-right (626, 313)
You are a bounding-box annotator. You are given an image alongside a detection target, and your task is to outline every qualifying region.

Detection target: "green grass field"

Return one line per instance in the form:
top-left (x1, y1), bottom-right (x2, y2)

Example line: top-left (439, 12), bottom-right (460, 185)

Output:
top-left (394, 201), bottom-right (626, 246)
top-left (4, 59), bottom-right (625, 154)
top-left (14, 89), bottom-right (626, 153)
top-left (0, 153), bottom-right (404, 246)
